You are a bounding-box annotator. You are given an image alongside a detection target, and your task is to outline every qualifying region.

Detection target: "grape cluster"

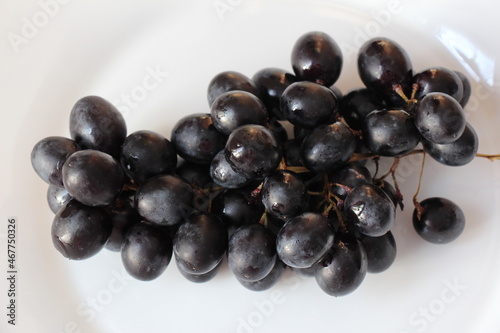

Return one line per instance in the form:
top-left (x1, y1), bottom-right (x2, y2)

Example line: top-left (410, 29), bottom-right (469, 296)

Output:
top-left (32, 31), bottom-right (480, 296)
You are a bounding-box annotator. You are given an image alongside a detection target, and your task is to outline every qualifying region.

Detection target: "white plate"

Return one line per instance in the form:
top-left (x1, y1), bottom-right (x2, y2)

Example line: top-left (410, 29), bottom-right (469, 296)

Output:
top-left (2, 0), bottom-right (500, 332)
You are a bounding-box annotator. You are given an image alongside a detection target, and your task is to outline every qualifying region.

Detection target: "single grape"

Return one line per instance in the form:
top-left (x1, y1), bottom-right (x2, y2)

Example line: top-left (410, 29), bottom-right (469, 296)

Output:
top-left (177, 260), bottom-right (222, 283)
top-left (280, 81), bottom-right (338, 129)
top-left (357, 231), bottom-right (397, 273)
top-left (422, 122), bottom-right (478, 166)
top-left (362, 109), bottom-right (420, 156)
top-left (135, 174), bottom-right (194, 226)
top-left (51, 200), bottom-right (112, 260)
top-left (210, 150), bottom-right (251, 189)
top-left (120, 130), bottom-right (177, 185)
top-left (236, 259), bottom-right (287, 291)
top-left (62, 150), bottom-right (124, 207)
top-left (344, 184), bottom-right (395, 237)
top-left (357, 37), bottom-right (413, 106)
top-left (210, 90), bottom-right (268, 135)
top-left (207, 71), bottom-right (260, 106)
top-left (171, 113), bottom-right (227, 164)
top-left (339, 87), bottom-right (386, 130)
top-left (454, 70), bottom-right (471, 107)
top-left (328, 162), bottom-right (372, 199)
top-left (413, 197), bottom-right (465, 244)
top-left (121, 221), bottom-right (173, 281)
top-left (173, 212), bottom-right (228, 275)
top-left (412, 67), bottom-right (464, 102)
top-left (211, 187), bottom-right (265, 228)
top-left (69, 95), bottom-right (126, 158)
top-left (315, 234), bottom-right (367, 297)
top-left (276, 212), bottom-right (335, 268)
top-left (291, 31), bottom-right (343, 86)
top-left (104, 191), bottom-right (141, 252)
top-left (47, 185), bottom-right (72, 214)
top-left (224, 124), bottom-right (283, 180)
top-left (252, 67), bottom-right (297, 119)
top-left (261, 170), bottom-right (307, 219)
top-left (228, 223), bottom-right (277, 282)
top-left (31, 136), bottom-right (80, 187)
top-left (413, 92), bottom-right (466, 144)
top-left (300, 122), bottom-right (356, 172)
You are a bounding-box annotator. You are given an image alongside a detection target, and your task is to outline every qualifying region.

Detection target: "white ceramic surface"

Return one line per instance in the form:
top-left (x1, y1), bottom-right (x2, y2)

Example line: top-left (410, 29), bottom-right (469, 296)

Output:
top-left (1, 0), bottom-right (500, 332)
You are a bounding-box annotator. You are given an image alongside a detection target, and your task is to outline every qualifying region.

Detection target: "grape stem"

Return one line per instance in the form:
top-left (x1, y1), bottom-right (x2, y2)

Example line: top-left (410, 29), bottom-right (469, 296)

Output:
top-left (412, 152), bottom-right (427, 220)
top-left (475, 153), bottom-right (500, 161)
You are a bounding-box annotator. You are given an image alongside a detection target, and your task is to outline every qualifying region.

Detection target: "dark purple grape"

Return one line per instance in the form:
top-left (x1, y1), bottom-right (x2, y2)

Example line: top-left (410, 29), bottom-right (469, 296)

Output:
top-left (276, 212), bottom-right (335, 268)
top-left (69, 96), bottom-right (126, 158)
top-left (236, 259), bottom-right (287, 291)
top-left (62, 150), bottom-right (124, 207)
top-left (135, 175), bottom-right (194, 226)
top-left (328, 162), bottom-right (372, 199)
top-left (358, 231), bottom-right (397, 273)
top-left (414, 92), bottom-right (466, 144)
top-left (207, 71), bottom-right (259, 106)
top-left (252, 67), bottom-right (297, 119)
top-left (171, 113), bottom-right (226, 165)
top-left (51, 200), bottom-right (112, 260)
top-left (177, 260), bottom-right (222, 283)
top-left (315, 234), bottom-right (367, 297)
top-left (291, 31), bottom-right (343, 86)
top-left (104, 191), bottom-right (141, 252)
top-left (423, 122), bottom-right (478, 166)
top-left (120, 130), bottom-right (177, 185)
top-left (357, 38), bottom-right (413, 106)
top-left (47, 185), bottom-right (72, 214)
top-left (379, 180), bottom-right (399, 208)
top-left (211, 187), bottom-right (265, 228)
top-left (344, 184), bottom-right (395, 237)
top-left (121, 222), bottom-right (173, 281)
top-left (31, 136), bottom-right (80, 187)
top-left (210, 91), bottom-right (268, 135)
top-left (261, 170), bottom-right (307, 219)
top-left (224, 125), bottom-right (282, 180)
top-left (290, 262), bottom-right (321, 278)
top-left (175, 161), bottom-right (212, 189)
top-left (300, 122), bottom-right (356, 172)
top-left (362, 109), bottom-right (420, 156)
top-left (413, 67), bottom-right (464, 102)
top-left (173, 212), bottom-right (228, 275)
top-left (339, 88), bottom-right (386, 130)
top-left (280, 81), bottom-right (338, 129)
top-left (228, 223), bottom-right (277, 282)
top-left (329, 85), bottom-right (343, 99)
top-left (413, 197), bottom-right (465, 244)
top-left (210, 150), bottom-right (251, 189)
top-left (454, 70), bottom-right (471, 107)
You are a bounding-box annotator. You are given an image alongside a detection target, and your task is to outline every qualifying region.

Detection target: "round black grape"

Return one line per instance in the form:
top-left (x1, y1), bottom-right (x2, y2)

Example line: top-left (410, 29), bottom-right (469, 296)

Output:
top-left (31, 136), bottom-right (80, 187)
top-left (300, 122), bottom-right (356, 172)
top-left (414, 92), bottom-right (466, 144)
top-left (171, 113), bottom-right (226, 164)
top-left (291, 31), bottom-right (343, 87)
top-left (207, 71), bottom-right (260, 106)
top-left (211, 187), bottom-right (265, 228)
top-left (51, 200), bottom-right (112, 260)
top-left (62, 150), bottom-right (124, 207)
top-left (210, 150), bottom-right (251, 189)
top-left (224, 124), bottom-right (282, 180)
top-left (280, 81), bottom-right (338, 129)
top-left (413, 197), bottom-right (465, 244)
top-left (121, 221), bottom-right (173, 281)
top-left (362, 109), bottom-right (420, 156)
top-left (177, 260), bottom-right (222, 283)
top-left (328, 162), bottom-right (372, 200)
top-left (236, 259), bottom-right (287, 291)
top-left (173, 212), bottom-right (228, 275)
top-left (69, 95), bottom-right (126, 158)
top-left (261, 170), bottom-right (307, 219)
top-left (228, 223), bottom-right (277, 282)
top-left (413, 67), bottom-right (464, 102)
top-left (47, 185), bottom-right (72, 214)
top-left (276, 212), bottom-right (335, 268)
top-left (135, 175), bottom-right (194, 226)
top-left (210, 90), bottom-right (268, 135)
top-left (315, 234), bottom-right (367, 297)
top-left (339, 88), bottom-right (386, 130)
top-left (357, 37), bottom-right (413, 107)
top-left (358, 231), bottom-right (397, 273)
top-left (104, 191), bottom-right (141, 252)
top-left (120, 130), bottom-right (177, 185)
top-left (454, 70), bottom-right (471, 107)
top-left (423, 122), bottom-right (478, 166)
top-left (344, 184), bottom-right (395, 237)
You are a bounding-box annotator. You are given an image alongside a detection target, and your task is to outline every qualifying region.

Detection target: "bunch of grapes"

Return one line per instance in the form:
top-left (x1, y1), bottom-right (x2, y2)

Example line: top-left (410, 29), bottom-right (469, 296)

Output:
top-left (31, 31), bottom-right (493, 297)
